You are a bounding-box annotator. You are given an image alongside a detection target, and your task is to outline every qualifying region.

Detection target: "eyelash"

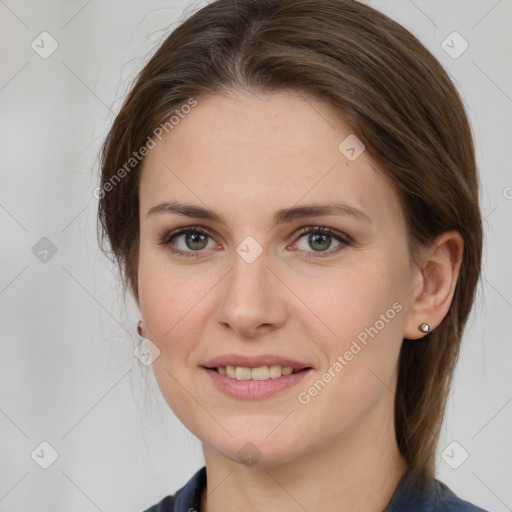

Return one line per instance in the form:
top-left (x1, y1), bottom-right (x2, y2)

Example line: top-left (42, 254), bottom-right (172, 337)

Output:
top-left (157, 225), bottom-right (353, 259)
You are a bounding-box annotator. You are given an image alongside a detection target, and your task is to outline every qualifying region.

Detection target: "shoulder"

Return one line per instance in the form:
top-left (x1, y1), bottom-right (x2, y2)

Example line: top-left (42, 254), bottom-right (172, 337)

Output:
top-left (386, 469), bottom-right (489, 512)
top-left (141, 495), bottom-right (176, 512)
top-left (432, 479), bottom-right (489, 512)
top-left (140, 467), bottom-right (207, 512)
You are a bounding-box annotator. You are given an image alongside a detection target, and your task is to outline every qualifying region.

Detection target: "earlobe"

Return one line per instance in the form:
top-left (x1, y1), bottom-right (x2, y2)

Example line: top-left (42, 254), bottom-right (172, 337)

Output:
top-left (403, 231), bottom-right (464, 340)
top-left (137, 319), bottom-right (145, 338)
top-left (419, 322), bottom-right (431, 333)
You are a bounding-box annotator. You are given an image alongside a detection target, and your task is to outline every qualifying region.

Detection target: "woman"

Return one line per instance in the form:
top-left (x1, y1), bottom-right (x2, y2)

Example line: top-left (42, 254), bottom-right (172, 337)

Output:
top-left (97, 0), bottom-right (487, 510)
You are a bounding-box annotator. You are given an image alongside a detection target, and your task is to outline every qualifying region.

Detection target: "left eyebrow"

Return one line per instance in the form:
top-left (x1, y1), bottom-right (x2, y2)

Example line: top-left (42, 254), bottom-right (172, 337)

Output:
top-left (146, 200), bottom-right (372, 225)
top-left (273, 203), bottom-right (372, 225)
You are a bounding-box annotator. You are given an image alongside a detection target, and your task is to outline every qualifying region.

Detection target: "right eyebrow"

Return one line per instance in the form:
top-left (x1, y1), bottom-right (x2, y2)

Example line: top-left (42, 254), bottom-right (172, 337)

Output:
top-left (146, 200), bottom-right (372, 225)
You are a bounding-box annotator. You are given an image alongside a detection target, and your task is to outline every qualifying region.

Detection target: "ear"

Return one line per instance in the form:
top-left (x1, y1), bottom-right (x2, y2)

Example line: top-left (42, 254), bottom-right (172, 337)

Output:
top-left (404, 230), bottom-right (464, 340)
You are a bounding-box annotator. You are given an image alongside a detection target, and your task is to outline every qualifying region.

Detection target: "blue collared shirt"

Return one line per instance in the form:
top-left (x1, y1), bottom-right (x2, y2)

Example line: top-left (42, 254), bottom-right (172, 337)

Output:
top-left (142, 466), bottom-right (489, 511)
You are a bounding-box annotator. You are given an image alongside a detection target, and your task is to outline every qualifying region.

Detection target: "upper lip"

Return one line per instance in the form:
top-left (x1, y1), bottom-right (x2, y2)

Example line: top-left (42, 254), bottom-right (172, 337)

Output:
top-left (202, 353), bottom-right (312, 371)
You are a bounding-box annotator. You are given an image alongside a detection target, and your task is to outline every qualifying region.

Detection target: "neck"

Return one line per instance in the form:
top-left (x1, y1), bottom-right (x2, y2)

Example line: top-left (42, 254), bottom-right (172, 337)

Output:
top-left (200, 397), bottom-right (408, 512)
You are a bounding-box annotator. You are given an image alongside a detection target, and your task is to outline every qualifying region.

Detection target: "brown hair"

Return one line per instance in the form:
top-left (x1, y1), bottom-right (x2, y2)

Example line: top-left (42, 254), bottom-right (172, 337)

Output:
top-left (97, 0), bottom-right (482, 482)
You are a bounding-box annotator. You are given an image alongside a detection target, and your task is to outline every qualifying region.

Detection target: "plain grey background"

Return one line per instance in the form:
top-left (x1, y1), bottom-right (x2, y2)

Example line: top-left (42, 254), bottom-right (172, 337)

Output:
top-left (0, 0), bottom-right (511, 511)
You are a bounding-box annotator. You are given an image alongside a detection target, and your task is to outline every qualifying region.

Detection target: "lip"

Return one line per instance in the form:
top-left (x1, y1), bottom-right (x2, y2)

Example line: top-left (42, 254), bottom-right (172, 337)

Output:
top-left (203, 367), bottom-right (313, 399)
top-left (202, 353), bottom-right (312, 371)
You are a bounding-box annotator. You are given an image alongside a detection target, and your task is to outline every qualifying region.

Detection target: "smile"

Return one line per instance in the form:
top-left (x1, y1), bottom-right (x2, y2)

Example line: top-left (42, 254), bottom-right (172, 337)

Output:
top-left (215, 365), bottom-right (300, 380)
top-left (203, 366), bottom-right (312, 399)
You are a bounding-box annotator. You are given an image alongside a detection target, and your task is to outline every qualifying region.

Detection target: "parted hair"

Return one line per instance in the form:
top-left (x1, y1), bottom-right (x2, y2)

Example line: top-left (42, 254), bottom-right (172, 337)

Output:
top-left (98, 0), bottom-right (482, 482)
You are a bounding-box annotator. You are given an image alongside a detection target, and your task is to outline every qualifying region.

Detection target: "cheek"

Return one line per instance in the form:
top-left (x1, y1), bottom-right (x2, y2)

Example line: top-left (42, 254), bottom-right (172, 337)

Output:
top-left (137, 248), bottom-right (215, 354)
top-left (137, 252), bottom-right (208, 431)
top-left (295, 253), bottom-right (407, 343)
top-left (292, 248), bottom-right (409, 397)
top-left (138, 248), bottom-right (182, 348)
top-left (292, 269), bottom-right (405, 432)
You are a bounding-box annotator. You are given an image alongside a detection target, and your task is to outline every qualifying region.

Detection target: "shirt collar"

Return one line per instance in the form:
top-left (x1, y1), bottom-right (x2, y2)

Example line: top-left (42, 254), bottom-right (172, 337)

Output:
top-left (172, 466), bottom-right (436, 512)
top-left (384, 467), bottom-right (436, 511)
top-left (174, 466), bottom-right (206, 511)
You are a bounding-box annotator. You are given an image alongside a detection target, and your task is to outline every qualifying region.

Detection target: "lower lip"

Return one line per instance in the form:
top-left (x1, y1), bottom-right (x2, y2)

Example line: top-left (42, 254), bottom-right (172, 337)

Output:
top-left (203, 368), bottom-right (312, 399)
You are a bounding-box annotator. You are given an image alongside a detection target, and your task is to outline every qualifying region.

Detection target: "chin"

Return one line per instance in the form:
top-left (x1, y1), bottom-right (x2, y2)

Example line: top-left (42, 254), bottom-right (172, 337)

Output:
top-left (203, 429), bottom-right (310, 469)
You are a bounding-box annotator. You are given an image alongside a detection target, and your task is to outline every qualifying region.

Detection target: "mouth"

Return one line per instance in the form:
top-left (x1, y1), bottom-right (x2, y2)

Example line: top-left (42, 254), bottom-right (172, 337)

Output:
top-left (202, 365), bottom-right (313, 400)
top-left (207, 364), bottom-right (310, 380)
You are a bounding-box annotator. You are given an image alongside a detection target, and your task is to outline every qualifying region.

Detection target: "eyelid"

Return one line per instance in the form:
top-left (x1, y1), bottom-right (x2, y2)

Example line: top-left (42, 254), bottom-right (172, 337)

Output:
top-left (290, 226), bottom-right (352, 258)
top-left (158, 225), bottom-right (212, 246)
top-left (158, 224), bottom-right (352, 258)
top-left (294, 225), bottom-right (353, 245)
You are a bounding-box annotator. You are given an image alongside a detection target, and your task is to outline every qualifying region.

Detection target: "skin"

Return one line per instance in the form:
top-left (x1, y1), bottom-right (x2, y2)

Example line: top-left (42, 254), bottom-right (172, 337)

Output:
top-left (137, 89), bottom-right (463, 512)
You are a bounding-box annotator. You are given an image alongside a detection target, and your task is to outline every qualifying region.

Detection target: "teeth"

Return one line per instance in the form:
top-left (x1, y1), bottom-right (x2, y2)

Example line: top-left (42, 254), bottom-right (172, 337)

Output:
top-left (235, 366), bottom-right (252, 380)
top-left (216, 365), bottom-right (298, 380)
top-left (269, 365), bottom-right (282, 378)
top-left (251, 366), bottom-right (270, 380)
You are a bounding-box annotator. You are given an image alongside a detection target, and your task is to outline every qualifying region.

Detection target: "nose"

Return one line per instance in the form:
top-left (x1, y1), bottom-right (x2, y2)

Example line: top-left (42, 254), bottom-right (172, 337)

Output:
top-left (214, 251), bottom-right (287, 338)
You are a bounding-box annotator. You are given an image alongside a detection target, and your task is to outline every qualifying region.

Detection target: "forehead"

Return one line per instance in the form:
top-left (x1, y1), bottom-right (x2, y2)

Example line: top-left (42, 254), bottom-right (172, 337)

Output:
top-left (139, 90), bottom-right (403, 228)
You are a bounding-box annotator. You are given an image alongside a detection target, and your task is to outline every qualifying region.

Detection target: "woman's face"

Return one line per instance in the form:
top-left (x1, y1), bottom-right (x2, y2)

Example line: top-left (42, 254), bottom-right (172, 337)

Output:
top-left (138, 90), bottom-right (420, 466)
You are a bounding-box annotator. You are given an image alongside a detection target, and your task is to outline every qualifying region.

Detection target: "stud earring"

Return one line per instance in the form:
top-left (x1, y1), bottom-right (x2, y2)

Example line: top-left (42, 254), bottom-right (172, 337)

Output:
top-left (137, 320), bottom-right (143, 337)
top-left (419, 322), bottom-right (431, 333)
